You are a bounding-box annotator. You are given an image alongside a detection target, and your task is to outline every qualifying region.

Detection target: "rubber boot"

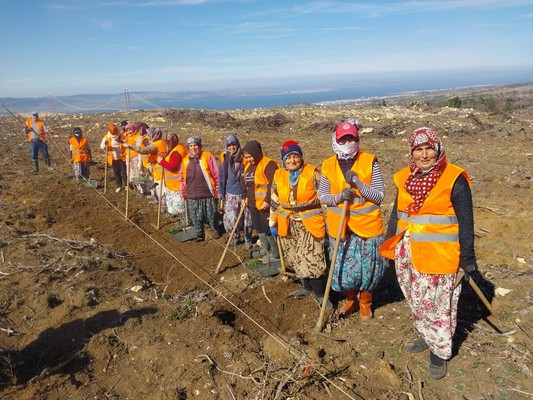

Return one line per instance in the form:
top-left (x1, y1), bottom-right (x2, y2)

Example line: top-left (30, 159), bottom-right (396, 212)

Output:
top-left (266, 235), bottom-right (279, 260)
top-left (254, 232), bottom-right (270, 258)
top-left (339, 290), bottom-right (358, 316)
top-left (359, 291), bottom-right (373, 321)
top-left (290, 278), bottom-right (312, 298)
top-left (44, 158), bottom-right (53, 170)
top-left (310, 276), bottom-right (333, 310)
top-left (32, 160), bottom-right (39, 174)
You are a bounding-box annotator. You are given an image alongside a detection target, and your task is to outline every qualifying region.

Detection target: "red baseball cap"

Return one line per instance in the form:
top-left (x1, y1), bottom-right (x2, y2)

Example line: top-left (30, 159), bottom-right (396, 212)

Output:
top-left (335, 122), bottom-right (359, 142)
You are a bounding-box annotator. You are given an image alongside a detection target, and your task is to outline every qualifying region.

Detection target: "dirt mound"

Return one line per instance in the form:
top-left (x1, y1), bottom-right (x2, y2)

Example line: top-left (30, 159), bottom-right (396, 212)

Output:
top-left (0, 84), bottom-right (532, 399)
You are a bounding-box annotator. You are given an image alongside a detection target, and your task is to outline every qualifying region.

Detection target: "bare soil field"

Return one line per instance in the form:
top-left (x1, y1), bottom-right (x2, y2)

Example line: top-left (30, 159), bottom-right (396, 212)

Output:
top-left (0, 83), bottom-right (532, 399)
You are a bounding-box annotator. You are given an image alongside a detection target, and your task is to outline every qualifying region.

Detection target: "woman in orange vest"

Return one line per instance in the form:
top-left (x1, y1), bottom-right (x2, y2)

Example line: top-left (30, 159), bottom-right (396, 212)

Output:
top-left (242, 140), bottom-right (279, 264)
top-left (123, 123), bottom-right (141, 192)
top-left (100, 123), bottom-right (127, 193)
top-left (379, 127), bottom-right (480, 380)
top-left (270, 141), bottom-right (330, 307)
top-left (319, 120), bottom-right (386, 321)
top-left (68, 127), bottom-right (92, 181)
top-left (158, 132), bottom-right (187, 219)
top-left (124, 127), bottom-right (167, 201)
top-left (179, 136), bottom-right (220, 242)
top-left (218, 135), bottom-right (253, 248)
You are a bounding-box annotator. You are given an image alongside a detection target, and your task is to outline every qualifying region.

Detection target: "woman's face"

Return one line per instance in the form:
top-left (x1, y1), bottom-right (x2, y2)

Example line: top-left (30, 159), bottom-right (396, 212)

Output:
top-left (412, 144), bottom-right (437, 170)
top-left (227, 143), bottom-right (238, 155)
top-left (188, 143), bottom-right (200, 157)
top-left (284, 154), bottom-right (302, 172)
top-left (243, 151), bottom-right (255, 165)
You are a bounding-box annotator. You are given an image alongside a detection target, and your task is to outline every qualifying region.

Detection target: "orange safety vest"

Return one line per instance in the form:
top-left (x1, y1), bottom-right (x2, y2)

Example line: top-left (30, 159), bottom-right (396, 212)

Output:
top-left (26, 118), bottom-right (46, 141)
top-left (321, 152), bottom-right (383, 239)
top-left (138, 135), bottom-right (150, 169)
top-left (244, 156), bottom-right (279, 209)
top-left (182, 151), bottom-right (218, 197)
top-left (125, 132), bottom-right (140, 157)
top-left (104, 133), bottom-right (126, 164)
top-left (273, 164), bottom-right (325, 239)
top-left (69, 136), bottom-right (90, 163)
top-left (151, 140), bottom-right (168, 181)
top-left (379, 163), bottom-right (471, 274)
top-left (163, 143), bottom-right (187, 191)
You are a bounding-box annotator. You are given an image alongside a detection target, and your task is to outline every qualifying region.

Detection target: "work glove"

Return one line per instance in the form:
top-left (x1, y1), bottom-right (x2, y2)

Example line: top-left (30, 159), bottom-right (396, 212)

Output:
top-left (345, 170), bottom-right (360, 187)
top-left (269, 226), bottom-right (278, 237)
top-left (340, 188), bottom-right (355, 202)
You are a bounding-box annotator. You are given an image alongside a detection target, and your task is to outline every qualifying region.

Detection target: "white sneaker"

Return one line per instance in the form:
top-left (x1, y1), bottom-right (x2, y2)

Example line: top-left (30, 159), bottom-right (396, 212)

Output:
top-left (115, 187), bottom-right (123, 193)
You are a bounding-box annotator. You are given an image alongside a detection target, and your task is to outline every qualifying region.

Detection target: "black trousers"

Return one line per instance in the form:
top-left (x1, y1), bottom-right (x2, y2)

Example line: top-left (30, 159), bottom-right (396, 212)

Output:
top-left (111, 159), bottom-right (127, 187)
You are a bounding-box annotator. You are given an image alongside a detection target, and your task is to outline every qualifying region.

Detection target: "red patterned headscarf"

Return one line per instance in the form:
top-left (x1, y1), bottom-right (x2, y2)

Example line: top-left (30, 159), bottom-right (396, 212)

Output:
top-left (404, 127), bottom-right (447, 213)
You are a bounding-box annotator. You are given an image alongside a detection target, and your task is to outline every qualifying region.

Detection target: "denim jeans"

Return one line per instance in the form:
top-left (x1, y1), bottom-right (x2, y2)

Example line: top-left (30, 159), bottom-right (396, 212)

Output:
top-left (29, 140), bottom-right (50, 161)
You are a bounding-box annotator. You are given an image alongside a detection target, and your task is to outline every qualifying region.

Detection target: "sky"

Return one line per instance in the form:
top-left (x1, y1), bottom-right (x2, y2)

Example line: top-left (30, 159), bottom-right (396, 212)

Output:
top-left (1, 0), bottom-right (532, 98)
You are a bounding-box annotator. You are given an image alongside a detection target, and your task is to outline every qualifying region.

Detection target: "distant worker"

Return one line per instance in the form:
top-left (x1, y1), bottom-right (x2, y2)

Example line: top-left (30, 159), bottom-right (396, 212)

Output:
top-left (69, 127), bottom-right (92, 181)
top-left (218, 134), bottom-right (253, 248)
top-left (23, 111), bottom-right (52, 173)
top-left (100, 123), bottom-right (127, 192)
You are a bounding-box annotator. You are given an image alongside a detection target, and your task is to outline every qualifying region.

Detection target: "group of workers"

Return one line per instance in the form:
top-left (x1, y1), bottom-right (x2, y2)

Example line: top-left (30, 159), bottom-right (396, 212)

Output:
top-left (24, 112), bottom-right (483, 381)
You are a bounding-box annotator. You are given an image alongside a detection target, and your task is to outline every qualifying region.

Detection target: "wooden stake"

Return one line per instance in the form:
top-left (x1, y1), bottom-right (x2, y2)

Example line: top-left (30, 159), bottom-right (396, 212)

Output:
top-left (156, 170), bottom-right (164, 230)
top-left (103, 140), bottom-right (108, 194)
top-left (315, 200), bottom-right (349, 333)
top-left (125, 148), bottom-right (130, 220)
top-left (215, 205), bottom-right (245, 274)
top-left (276, 235), bottom-right (286, 275)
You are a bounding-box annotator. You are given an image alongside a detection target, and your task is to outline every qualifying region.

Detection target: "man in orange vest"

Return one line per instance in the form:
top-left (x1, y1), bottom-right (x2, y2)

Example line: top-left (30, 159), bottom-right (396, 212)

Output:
top-left (23, 111), bottom-right (52, 173)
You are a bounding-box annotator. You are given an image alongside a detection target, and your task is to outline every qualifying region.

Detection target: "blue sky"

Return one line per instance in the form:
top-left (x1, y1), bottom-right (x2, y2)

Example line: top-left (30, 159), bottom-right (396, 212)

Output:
top-left (2, 0), bottom-right (532, 98)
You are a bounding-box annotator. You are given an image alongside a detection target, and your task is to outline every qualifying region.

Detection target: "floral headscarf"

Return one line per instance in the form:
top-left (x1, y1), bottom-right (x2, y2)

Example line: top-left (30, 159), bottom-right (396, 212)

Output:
top-left (404, 127), bottom-right (448, 213)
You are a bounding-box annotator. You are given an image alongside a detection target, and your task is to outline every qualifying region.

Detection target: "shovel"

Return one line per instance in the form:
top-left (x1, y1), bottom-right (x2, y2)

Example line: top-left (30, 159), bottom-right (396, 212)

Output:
top-left (171, 200), bottom-right (197, 242)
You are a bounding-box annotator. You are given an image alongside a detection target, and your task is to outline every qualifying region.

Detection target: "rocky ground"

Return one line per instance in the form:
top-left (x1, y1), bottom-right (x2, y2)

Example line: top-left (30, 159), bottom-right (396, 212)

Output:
top-left (0, 83), bottom-right (532, 400)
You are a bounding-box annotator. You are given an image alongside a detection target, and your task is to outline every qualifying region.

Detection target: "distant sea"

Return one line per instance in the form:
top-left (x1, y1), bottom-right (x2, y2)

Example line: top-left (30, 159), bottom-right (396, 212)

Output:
top-left (2, 69), bottom-right (532, 115)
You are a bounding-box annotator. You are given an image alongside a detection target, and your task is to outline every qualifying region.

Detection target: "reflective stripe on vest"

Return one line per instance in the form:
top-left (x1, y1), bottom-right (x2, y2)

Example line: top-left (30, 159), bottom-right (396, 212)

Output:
top-left (321, 153), bottom-right (383, 239)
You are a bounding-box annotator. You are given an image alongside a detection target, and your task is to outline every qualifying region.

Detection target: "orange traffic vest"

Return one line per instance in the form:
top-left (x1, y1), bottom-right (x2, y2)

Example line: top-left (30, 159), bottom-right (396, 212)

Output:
top-left (26, 118), bottom-right (46, 141)
top-left (182, 151), bottom-right (218, 197)
top-left (244, 156), bottom-right (279, 209)
top-left (104, 133), bottom-right (126, 164)
top-left (125, 132), bottom-right (140, 157)
top-left (379, 163), bottom-right (471, 274)
top-left (69, 136), bottom-right (90, 163)
top-left (163, 143), bottom-right (187, 191)
top-left (273, 164), bottom-right (325, 239)
top-left (321, 152), bottom-right (383, 239)
top-left (151, 140), bottom-right (168, 181)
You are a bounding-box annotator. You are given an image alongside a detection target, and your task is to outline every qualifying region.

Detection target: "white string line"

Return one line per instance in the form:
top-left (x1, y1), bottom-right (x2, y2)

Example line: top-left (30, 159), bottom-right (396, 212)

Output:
top-left (45, 128), bottom-right (359, 400)
top-left (52, 96), bottom-right (123, 112)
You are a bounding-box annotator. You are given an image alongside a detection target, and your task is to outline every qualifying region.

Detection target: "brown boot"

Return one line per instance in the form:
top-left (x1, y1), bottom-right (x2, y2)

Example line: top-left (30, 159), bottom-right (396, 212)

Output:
top-left (339, 290), bottom-right (358, 317)
top-left (359, 291), bottom-right (373, 321)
